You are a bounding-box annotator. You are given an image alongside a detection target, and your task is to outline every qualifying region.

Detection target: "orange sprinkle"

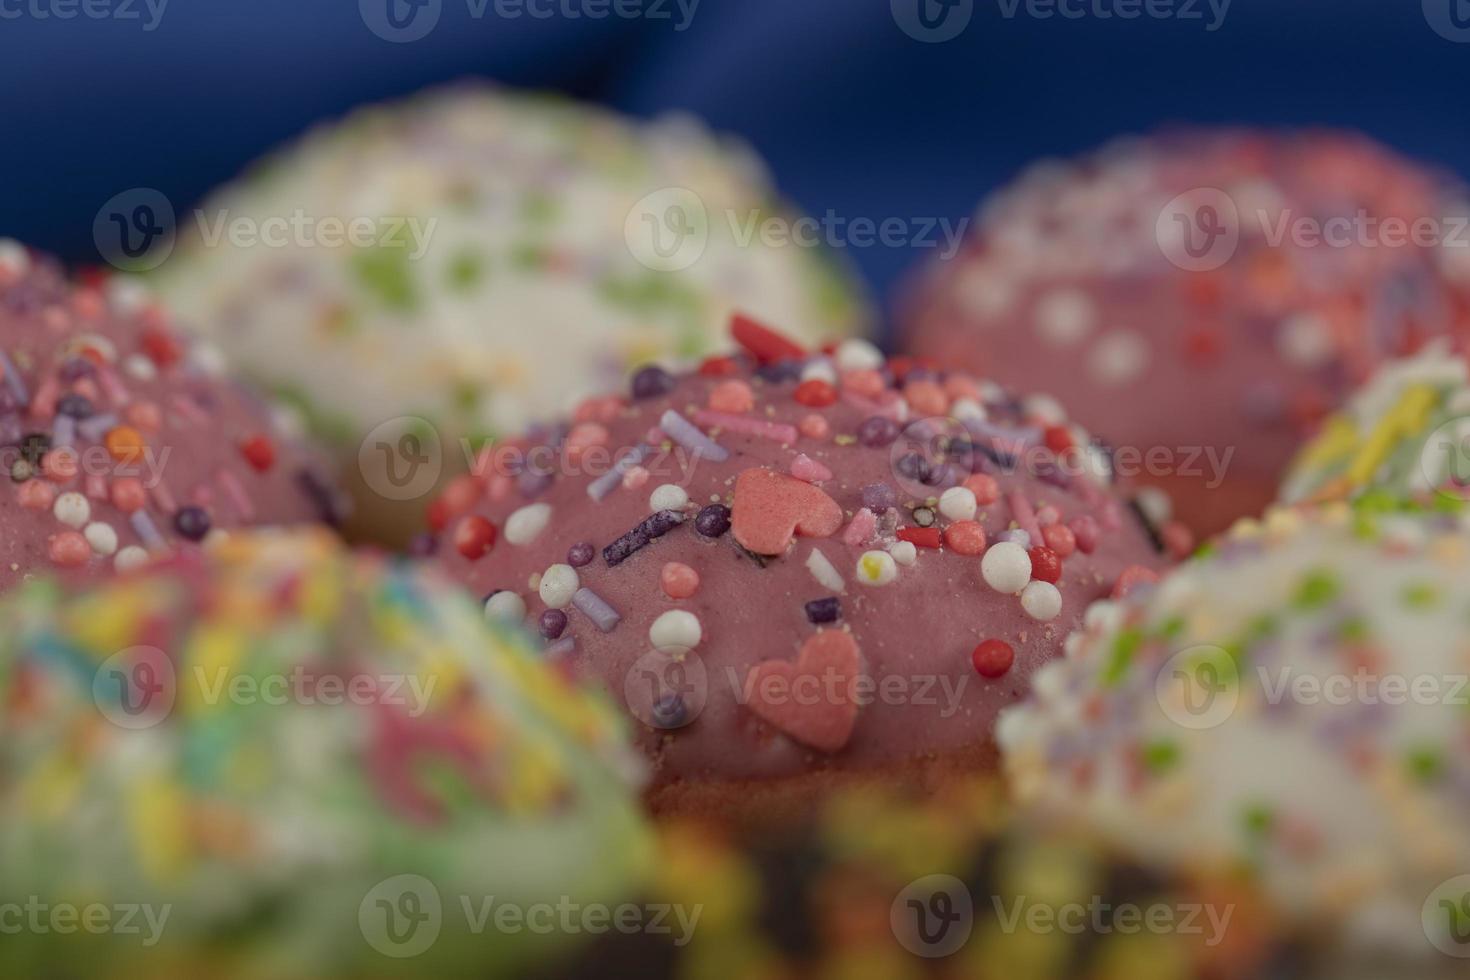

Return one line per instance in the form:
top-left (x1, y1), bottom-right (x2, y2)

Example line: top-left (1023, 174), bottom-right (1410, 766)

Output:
top-left (104, 425), bottom-right (146, 463)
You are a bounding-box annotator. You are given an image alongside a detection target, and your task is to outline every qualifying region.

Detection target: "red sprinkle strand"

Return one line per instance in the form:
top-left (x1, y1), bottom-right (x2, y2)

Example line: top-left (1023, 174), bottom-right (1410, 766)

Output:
top-left (731, 313), bottom-right (805, 364)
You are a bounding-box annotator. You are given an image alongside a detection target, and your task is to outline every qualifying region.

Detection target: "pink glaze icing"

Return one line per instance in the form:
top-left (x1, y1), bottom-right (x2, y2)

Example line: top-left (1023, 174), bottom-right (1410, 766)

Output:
top-left (0, 247), bottom-right (346, 589)
top-left (900, 129), bottom-right (1470, 536)
top-left (425, 327), bottom-right (1175, 790)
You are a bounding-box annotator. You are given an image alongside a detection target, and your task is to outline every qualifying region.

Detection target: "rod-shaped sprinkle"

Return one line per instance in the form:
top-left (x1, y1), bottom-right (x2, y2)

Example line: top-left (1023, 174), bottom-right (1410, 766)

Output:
top-left (587, 444), bottom-right (652, 502)
top-left (659, 409), bottom-right (730, 463)
top-left (572, 587), bottom-right (621, 633)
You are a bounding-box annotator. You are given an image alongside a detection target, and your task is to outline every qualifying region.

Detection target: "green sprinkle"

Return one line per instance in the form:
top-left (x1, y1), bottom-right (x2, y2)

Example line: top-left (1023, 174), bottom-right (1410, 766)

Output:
top-left (1141, 739), bottom-right (1181, 774)
top-left (351, 246), bottom-right (419, 312)
top-left (1101, 628), bottom-right (1143, 687)
top-left (1242, 804), bottom-right (1275, 839)
top-left (1407, 747), bottom-right (1446, 784)
top-left (1402, 582), bottom-right (1440, 610)
top-left (447, 249), bottom-right (487, 291)
top-left (1293, 569), bottom-right (1340, 610)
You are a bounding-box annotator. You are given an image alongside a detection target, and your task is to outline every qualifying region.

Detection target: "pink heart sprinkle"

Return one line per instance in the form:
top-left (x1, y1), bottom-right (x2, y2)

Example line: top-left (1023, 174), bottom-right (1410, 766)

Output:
top-left (731, 468), bottom-right (843, 556)
top-left (744, 630), bottom-right (861, 753)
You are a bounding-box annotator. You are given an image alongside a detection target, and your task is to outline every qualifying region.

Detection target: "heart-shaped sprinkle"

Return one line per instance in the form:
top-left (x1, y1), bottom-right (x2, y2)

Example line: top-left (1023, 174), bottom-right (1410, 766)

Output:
top-left (731, 467), bottom-right (842, 556)
top-left (744, 630), bottom-right (861, 753)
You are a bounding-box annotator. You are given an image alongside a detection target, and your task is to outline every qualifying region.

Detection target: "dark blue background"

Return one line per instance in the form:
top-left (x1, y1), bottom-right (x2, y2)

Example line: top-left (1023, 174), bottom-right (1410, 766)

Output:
top-left (0, 0), bottom-right (1465, 315)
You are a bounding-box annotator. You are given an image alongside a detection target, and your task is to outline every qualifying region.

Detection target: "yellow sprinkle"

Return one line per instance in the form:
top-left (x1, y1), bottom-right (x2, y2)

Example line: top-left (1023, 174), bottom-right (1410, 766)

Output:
top-left (129, 775), bottom-right (189, 883)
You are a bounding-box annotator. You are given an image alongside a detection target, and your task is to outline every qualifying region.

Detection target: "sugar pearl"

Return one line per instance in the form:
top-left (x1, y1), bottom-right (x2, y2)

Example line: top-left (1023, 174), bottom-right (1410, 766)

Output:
top-left (53, 491), bottom-right (90, 528)
top-left (800, 358), bottom-right (838, 384)
top-left (938, 486), bottom-right (978, 522)
top-left (484, 590), bottom-right (527, 623)
top-left (114, 545), bottom-right (150, 572)
top-left (649, 483), bottom-right (690, 512)
top-left (84, 521), bottom-right (118, 556)
top-left (888, 540), bottom-right (918, 566)
top-left (856, 550), bottom-right (898, 586)
top-left (1020, 580), bottom-right (1062, 621)
top-left (650, 610), bottom-right (702, 651)
top-left (538, 564), bottom-right (580, 609)
top-left (835, 338), bottom-right (885, 372)
top-left (981, 541), bottom-right (1032, 594)
top-left (504, 503), bottom-right (552, 547)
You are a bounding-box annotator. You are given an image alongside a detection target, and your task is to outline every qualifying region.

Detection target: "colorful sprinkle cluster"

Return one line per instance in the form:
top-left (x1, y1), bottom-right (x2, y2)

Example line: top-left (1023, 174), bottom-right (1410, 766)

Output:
top-left (0, 527), bottom-right (650, 977)
top-left (159, 83), bottom-right (872, 458)
top-left (0, 245), bottom-right (346, 587)
top-left (1282, 343), bottom-right (1470, 509)
top-left (424, 316), bottom-right (1177, 785)
top-left (557, 777), bottom-right (1308, 980)
top-left (999, 504), bottom-right (1470, 959)
top-left (902, 129), bottom-right (1470, 534)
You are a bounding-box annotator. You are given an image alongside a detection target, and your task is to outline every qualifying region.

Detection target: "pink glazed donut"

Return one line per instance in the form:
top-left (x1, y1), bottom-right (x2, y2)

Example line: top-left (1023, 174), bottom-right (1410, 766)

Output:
top-left (421, 317), bottom-right (1178, 820)
top-left (900, 129), bottom-right (1470, 537)
top-left (0, 244), bottom-right (346, 589)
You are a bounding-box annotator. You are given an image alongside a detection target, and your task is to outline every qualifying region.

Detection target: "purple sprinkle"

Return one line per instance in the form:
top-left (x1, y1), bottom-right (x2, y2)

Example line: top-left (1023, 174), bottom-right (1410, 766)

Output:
top-left (173, 505), bottom-right (212, 542)
top-left (694, 503), bottom-right (731, 538)
top-left (857, 416), bottom-right (900, 448)
top-left (539, 608), bottom-right (568, 640)
top-left (58, 357), bottom-right (94, 383)
top-left (756, 361), bottom-right (802, 384)
top-left (545, 637), bottom-right (577, 659)
top-left (998, 529), bottom-right (1032, 548)
top-left (659, 409), bottom-right (729, 463)
top-left (861, 482), bottom-right (897, 512)
top-left (650, 693), bottom-right (689, 729)
top-left (0, 351), bottom-right (29, 408)
top-left (0, 415), bottom-right (22, 448)
top-left (51, 415), bottom-right (76, 449)
top-left (407, 533), bottom-right (438, 557)
top-left (130, 511), bottom-right (166, 551)
top-left (517, 466), bottom-right (554, 498)
top-left (56, 393), bottom-right (93, 419)
top-left (587, 444), bottom-right (651, 502)
top-left (572, 587), bottom-right (621, 633)
top-left (604, 510), bottom-right (685, 567)
top-left (630, 365), bottom-right (676, 400)
top-left (805, 597), bottom-right (841, 624)
top-left (78, 413), bottom-right (119, 442)
top-left (567, 541), bottom-right (595, 567)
